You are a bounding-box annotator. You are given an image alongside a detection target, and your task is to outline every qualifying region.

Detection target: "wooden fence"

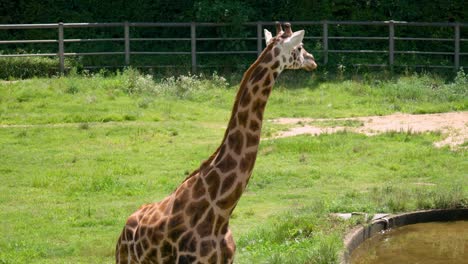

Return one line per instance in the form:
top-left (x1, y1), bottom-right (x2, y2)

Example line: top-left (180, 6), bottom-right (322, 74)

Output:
top-left (0, 21), bottom-right (467, 73)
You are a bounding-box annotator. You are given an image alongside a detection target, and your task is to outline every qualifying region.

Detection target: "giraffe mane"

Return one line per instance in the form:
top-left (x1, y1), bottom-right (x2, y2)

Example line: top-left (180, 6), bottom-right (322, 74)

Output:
top-left (182, 40), bottom-right (277, 183)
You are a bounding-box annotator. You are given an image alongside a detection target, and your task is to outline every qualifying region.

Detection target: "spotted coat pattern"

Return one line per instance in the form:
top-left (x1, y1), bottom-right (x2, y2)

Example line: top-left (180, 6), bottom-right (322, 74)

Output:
top-left (116, 27), bottom-right (316, 264)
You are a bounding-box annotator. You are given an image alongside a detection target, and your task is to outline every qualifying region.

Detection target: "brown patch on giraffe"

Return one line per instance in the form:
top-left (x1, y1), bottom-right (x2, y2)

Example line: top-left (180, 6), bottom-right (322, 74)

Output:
top-left (197, 208), bottom-right (215, 237)
top-left (128, 244), bottom-right (138, 262)
top-left (216, 182), bottom-right (243, 210)
top-left (149, 220), bottom-right (164, 242)
top-left (146, 247), bottom-right (158, 261)
top-left (262, 87), bottom-right (271, 97)
top-left (184, 175), bottom-right (195, 188)
top-left (200, 240), bottom-right (216, 257)
top-left (252, 85), bottom-right (260, 94)
top-left (263, 74), bottom-right (271, 87)
top-left (219, 221), bottom-right (229, 236)
top-left (191, 177), bottom-right (206, 200)
top-left (271, 60), bottom-right (280, 70)
top-left (256, 109), bottom-right (264, 120)
top-left (249, 119), bottom-right (260, 131)
top-left (172, 188), bottom-right (189, 214)
top-left (179, 255), bottom-right (197, 264)
top-left (273, 71), bottom-right (278, 79)
top-left (208, 253), bottom-right (218, 263)
top-left (151, 227), bottom-right (164, 243)
top-left (274, 47), bottom-right (281, 57)
top-left (178, 233), bottom-right (192, 249)
top-left (249, 66), bottom-right (264, 81)
top-left (215, 215), bottom-right (227, 235)
top-left (167, 214), bottom-right (184, 229)
top-left (282, 55), bottom-right (286, 63)
top-left (162, 255), bottom-right (177, 264)
top-left (221, 239), bottom-right (234, 262)
top-left (179, 232), bottom-right (198, 255)
top-left (139, 204), bottom-right (151, 214)
top-left (158, 199), bottom-right (169, 213)
top-left (227, 114), bottom-right (238, 131)
top-left (146, 206), bottom-right (159, 219)
top-left (117, 239), bottom-right (129, 261)
top-left (205, 170), bottom-right (220, 200)
top-left (168, 225), bottom-right (187, 244)
top-left (220, 172), bottom-right (237, 193)
top-left (148, 222), bottom-right (156, 234)
top-left (240, 89), bottom-right (251, 107)
top-left (214, 144), bottom-right (226, 164)
top-left (251, 99), bottom-right (266, 120)
top-left (136, 242), bottom-right (144, 259)
top-left (186, 198), bottom-right (210, 226)
top-left (216, 154), bottom-right (237, 173)
top-left (141, 237), bottom-right (150, 252)
top-left (227, 130), bottom-right (244, 155)
top-left (240, 152), bottom-right (257, 173)
top-left (136, 225), bottom-right (146, 241)
top-left (167, 214), bottom-right (186, 242)
top-left (124, 226), bottom-right (134, 242)
top-left (161, 240), bottom-right (176, 259)
top-left (250, 66), bottom-right (268, 83)
top-left (237, 110), bottom-right (249, 127)
top-left (263, 52), bottom-right (273, 63)
top-left (246, 132), bottom-right (260, 147)
top-left (126, 215), bottom-right (138, 228)
top-left (158, 217), bottom-right (168, 231)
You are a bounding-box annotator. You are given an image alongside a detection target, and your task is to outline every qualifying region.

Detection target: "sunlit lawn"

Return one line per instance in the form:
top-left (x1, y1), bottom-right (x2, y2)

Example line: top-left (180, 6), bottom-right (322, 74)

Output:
top-left (0, 71), bottom-right (466, 263)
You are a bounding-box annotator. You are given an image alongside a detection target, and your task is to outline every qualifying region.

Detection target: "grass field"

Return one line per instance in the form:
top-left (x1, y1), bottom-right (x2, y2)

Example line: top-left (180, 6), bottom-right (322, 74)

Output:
top-left (0, 70), bottom-right (467, 263)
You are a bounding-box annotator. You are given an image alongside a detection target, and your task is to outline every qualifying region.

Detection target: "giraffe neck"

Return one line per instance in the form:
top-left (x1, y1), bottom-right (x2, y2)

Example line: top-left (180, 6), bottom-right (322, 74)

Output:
top-left (200, 44), bottom-right (282, 218)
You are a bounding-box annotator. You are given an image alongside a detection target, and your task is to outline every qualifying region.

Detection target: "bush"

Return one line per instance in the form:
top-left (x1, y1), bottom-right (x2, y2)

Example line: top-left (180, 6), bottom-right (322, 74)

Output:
top-left (0, 56), bottom-right (79, 79)
top-left (0, 57), bottom-right (60, 79)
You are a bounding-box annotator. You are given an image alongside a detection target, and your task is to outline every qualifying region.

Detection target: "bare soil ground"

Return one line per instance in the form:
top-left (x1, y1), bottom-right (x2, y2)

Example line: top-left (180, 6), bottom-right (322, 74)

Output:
top-left (271, 112), bottom-right (468, 149)
top-left (1, 112), bottom-right (466, 149)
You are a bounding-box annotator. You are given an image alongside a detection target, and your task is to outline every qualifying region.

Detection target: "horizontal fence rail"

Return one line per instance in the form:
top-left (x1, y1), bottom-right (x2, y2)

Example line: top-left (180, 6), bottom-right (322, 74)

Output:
top-left (0, 20), bottom-right (467, 73)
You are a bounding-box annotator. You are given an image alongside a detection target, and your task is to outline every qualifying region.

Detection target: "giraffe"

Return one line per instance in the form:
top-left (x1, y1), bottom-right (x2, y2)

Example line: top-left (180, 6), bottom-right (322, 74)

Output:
top-left (116, 22), bottom-right (317, 264)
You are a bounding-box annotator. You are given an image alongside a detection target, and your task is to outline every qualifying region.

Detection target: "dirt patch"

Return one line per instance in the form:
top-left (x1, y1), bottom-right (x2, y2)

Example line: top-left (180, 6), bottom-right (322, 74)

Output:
top-left (271, 112), bottom-right (468, 149)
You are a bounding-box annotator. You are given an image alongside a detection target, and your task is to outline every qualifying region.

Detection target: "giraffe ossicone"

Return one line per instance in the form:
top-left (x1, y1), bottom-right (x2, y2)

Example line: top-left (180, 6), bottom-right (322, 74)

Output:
top-left (116, 22), bottom-right (317, 264)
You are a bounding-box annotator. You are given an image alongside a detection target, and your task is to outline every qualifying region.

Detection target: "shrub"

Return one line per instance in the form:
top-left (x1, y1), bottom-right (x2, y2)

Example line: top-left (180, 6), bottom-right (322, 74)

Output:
top-left (0, 56), bottom-right (79, 79)
top-left (0, 56), bottom-right (60, 79)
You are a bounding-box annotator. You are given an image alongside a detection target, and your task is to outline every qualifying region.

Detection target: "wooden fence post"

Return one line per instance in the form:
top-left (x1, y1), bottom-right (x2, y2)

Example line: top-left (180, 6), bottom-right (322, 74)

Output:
top-left (257, 22), bottom-right (263, 56)
top-left (322, 20), bottom-right (328, 65)
top-left (388, 20), bottom-right (395, 68)
top-left (124, 21), bottom-right (130, 66)
top-left (191, 22), bottom-right (197, 74)
top-left (58, 22), bottom-right (65, 74)
top-left (454, 22), bottom-right (460, 71)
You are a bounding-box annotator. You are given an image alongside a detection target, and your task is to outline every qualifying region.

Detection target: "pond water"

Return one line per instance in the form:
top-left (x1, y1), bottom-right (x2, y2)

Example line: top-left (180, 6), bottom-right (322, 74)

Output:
top-left (350, 221), bottom-right (468, 264)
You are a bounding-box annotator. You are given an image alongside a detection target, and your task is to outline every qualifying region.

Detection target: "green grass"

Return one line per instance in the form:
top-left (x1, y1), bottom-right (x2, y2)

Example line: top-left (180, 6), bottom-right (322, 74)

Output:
top-left (0, 70), bottom-right (467, 263)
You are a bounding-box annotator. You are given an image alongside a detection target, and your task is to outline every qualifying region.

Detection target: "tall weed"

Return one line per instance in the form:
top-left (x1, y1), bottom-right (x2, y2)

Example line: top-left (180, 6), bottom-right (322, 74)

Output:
top-left (237, 203), bottom-right (345, 264)
top-left (118, 68), bottom-right (229, 98)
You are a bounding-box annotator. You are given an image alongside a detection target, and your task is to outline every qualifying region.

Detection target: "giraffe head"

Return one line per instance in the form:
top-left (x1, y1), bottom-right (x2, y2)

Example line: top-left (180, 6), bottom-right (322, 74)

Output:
top-left (264, 22), bottom-right (317, 71)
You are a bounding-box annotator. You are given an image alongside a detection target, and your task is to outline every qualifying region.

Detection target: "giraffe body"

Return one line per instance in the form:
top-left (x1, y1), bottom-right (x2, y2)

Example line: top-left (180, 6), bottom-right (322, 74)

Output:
top-left (116, 23), bottom-right (316, 264)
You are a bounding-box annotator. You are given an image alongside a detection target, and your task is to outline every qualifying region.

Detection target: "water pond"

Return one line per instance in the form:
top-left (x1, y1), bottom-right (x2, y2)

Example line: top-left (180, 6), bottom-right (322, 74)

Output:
top-left (351, 221), bottom-right (468, 264)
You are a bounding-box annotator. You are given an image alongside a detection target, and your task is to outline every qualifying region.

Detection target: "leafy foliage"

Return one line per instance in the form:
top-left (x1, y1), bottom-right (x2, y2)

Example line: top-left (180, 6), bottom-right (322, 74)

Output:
top-left (0, 1), bottom-right (466, 75)
top-left (0, 57), bottom-right (62, 79)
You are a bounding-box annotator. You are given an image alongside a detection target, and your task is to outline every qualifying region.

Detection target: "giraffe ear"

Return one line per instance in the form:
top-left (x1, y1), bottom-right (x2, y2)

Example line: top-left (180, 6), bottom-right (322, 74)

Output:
top-left (264, 29), bottom-right (273, 45)
top-left (284, 30), bottom-right (304, 50)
